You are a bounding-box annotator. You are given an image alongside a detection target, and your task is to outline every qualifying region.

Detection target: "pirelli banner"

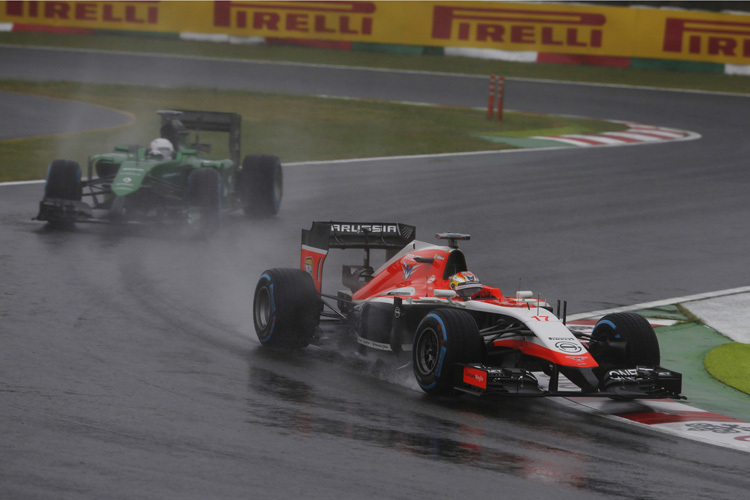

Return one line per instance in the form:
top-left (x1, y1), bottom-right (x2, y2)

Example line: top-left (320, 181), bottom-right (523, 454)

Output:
top-left (3, 1), bottom-right (750, 66)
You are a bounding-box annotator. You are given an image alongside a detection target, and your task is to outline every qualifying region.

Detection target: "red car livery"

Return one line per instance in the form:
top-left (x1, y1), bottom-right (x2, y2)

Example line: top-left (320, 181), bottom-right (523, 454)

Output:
top-left (253, 221), bottom-right (683, 399)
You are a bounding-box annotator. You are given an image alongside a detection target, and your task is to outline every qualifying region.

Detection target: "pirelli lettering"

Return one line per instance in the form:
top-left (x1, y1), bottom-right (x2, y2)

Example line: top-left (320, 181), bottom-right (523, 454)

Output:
top-left (213, 1), bottom-right (375, 36)
top-left (431, 5), bottom-right (605, 48)
top-left (663, 17), bottom-right (750, 59)
top-left (4, 1), bottom-right (159, 25)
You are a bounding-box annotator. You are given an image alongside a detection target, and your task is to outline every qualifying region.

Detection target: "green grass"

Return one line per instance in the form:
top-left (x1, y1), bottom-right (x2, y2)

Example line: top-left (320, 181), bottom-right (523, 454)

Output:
top-left (0, 81), bottom-right (623, 182)
top-left (705, 343), bottom-right (750, 396)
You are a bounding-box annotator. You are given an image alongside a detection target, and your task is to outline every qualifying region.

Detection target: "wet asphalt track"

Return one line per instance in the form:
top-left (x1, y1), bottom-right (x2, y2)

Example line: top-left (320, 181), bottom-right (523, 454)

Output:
top-left (1, 46), bottom-right (750, 498)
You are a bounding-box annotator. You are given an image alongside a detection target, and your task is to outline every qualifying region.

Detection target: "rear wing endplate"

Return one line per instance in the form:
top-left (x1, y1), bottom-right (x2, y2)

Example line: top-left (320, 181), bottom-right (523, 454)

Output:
top-left (301, 221), bottom-right (416, 292)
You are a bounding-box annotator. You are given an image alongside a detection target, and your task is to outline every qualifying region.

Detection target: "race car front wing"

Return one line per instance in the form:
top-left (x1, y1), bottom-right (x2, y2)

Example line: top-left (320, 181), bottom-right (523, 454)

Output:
top-left (454, 363), bottom-right (683, 399)
top-left (34, 198), bottom-right (93, 224)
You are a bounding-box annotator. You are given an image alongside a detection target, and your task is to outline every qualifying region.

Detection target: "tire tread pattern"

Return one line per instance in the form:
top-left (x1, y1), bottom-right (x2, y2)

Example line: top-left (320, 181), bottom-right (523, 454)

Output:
top-left (413, 308), bottom-right (483, 396)
top-left (254, 268), bottom-right (319, 350)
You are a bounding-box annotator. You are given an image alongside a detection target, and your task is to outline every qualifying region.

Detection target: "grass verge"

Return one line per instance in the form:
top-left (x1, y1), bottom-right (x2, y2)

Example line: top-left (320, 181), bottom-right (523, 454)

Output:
top-left (0, 81), bottom-right (624, 182)
top-left (656, 322), bottom-right (749, 421)
top-left (705, 343), bottom-right (750, 396)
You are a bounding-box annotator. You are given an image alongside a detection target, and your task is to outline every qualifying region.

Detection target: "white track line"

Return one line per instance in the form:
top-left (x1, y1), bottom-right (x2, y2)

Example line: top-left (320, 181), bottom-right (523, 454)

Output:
top-left (567, 285), bottom-right (750, 321)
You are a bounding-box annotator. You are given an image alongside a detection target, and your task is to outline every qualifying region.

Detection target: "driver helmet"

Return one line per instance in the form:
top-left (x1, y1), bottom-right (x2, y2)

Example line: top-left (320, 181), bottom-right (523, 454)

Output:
top-left (149, 138), bottom-right (174, 158)
top-left (449, 271), bottom-right (482, 299)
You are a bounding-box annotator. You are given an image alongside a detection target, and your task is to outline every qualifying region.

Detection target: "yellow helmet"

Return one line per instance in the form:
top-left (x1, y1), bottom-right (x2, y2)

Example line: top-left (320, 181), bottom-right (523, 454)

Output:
top-left (449, 271), bottom-right (481, 298)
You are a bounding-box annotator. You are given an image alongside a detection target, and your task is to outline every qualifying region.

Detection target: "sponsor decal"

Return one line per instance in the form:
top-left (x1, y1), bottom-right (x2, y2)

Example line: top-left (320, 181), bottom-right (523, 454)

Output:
top-left (663, 17), bottom-right (750, 59)
top-left (213, 1), bottom-right (375, 36)
top-left (5, 1), bottom-right (159, 25)
top-left (555, 341), bottom-right (583, 353)
top-left (357, 335), bottom-right (392, 351)
top-left (463, 366), bottom-right (487, 389)
top-left (607, 368), bottom-right (638, 379)
top-left (565, 355), bottom-right (592, 366)
top-left (304, 256), bottom-right (313, 275)
top-left (393, 305), bottom-right (401, 319)
top-left (402, 262), bottom-right (420, 280)
top-left (330, 223), bottom-right (399, 234)
top-left (431, 4), bottom-right (605, 48)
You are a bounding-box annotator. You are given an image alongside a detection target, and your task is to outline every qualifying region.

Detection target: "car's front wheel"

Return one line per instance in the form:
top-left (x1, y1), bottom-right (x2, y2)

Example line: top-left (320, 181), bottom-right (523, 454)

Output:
top-left (253, 268), bottom-right (320, 349)
top-left (412, 308), bottom-right (484, 396)
top-left (41, 159), bottom-right (82, 228)
top-left (589, 312), bottom-right (660, 374)
top-left (45, 159), bottom-right (82, 201)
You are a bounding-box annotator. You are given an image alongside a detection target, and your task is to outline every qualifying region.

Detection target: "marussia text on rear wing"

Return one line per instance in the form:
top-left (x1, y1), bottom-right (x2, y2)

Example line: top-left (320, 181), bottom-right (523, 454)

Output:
top-left (301, 221), bottom-right (416, 292)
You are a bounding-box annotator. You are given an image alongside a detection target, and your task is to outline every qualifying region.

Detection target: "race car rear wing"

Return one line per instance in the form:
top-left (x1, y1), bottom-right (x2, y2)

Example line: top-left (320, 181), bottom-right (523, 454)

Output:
top-left (301, 221), bottom-right (416, 292)
top-left (157, 109), bottom-right (242, 165)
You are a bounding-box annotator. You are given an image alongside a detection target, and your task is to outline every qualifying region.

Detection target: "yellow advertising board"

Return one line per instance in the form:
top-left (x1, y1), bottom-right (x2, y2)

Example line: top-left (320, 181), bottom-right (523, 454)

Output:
top-left (635, 8), bottom-right (750, 64)
top-left (368, 1), bottom-right (637, 56)
top-left (0, 1), bottom-right (176, 31)
top-left (1, 1), bottom-right (749, 65)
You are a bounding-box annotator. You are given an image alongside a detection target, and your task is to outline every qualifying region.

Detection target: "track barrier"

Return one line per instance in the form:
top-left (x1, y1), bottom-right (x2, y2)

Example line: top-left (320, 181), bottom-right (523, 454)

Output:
top-left (486, 74), bottom-right (496, 119)
top-left (487, 75), bottom-right (505, 122)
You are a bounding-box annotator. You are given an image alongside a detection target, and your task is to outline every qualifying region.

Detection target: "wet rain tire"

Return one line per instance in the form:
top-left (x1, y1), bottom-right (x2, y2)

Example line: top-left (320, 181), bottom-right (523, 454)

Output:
top-left (45, 160), bottom-right (81, 200)
top-left (253, 268), bottom-right (320, 350)
top-left (589, 312), bottom-right (660, 374)
top-left (412, 308), bottom-right (483, 396)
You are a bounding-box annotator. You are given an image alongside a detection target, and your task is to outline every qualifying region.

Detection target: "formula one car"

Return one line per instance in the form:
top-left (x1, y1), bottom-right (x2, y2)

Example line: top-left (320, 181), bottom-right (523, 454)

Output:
top-left (252, 221), bottom-right (683, 400)
top-left (35, 109), bottom-right (282, 233)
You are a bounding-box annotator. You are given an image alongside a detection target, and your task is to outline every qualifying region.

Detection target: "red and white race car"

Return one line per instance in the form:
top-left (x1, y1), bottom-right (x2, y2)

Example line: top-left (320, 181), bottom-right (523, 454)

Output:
top-left (253, 221), bottom-right (683, 399)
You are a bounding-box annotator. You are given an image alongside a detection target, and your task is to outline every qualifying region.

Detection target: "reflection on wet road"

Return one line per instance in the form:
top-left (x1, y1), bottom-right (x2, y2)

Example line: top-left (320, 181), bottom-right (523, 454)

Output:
top-left (248, 360), bottom-right (592, 490)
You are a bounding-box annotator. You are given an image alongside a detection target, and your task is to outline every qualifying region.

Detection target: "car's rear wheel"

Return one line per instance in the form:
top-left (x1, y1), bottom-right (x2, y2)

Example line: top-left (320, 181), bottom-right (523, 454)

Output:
top-left (589, 312), bottom-right (660, 375)
top-left (412, 308), bottom-right (484, 396)
top-left (239, 155), bottom-right (282, 216)
top-left (253, 268), bottom-right (320, 349)
top-left (187, 168), bottom-right (221, 237)
top-left (45, 160), bottom-right (82, 200)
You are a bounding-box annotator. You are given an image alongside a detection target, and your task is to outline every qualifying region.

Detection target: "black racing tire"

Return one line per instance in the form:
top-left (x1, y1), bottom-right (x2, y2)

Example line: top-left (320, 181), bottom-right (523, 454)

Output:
top-left (253, 268), bottom-right (320, 350)
top-left (109, 196), bottom-right (126, 223)
top-left (412, 308), bottom-right (484, 396)
top-left (589, 312), bottom-right (660, 375)
top-left (187, 168), bottom-right (222, 237)
top-left (44, 160), bottom-right (82, 200)
top-left (239, 155), bottom-right (282, 216)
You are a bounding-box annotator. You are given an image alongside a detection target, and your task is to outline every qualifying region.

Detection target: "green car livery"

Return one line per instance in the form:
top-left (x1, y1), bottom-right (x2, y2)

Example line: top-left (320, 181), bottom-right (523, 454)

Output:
top-left (35, 109), bottom-right (282, 235)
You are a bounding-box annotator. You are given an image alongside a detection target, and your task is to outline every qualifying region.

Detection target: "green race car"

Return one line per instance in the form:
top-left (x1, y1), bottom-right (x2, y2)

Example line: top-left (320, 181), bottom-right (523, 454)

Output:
top-left (35, 109), bottom-right (282, 234)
